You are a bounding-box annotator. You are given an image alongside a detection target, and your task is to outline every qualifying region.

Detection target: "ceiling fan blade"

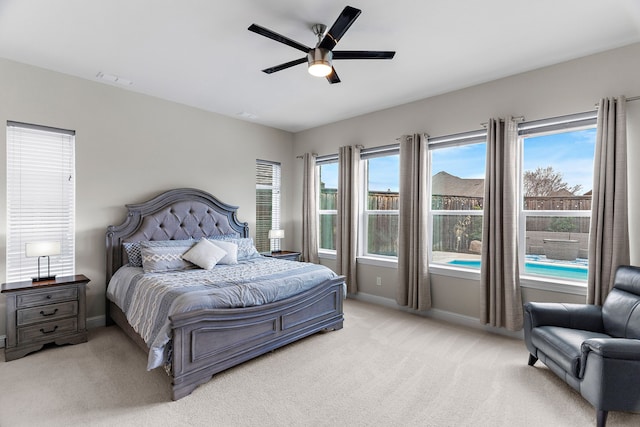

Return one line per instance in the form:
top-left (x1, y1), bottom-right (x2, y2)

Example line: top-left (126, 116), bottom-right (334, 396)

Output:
top-left (318, 6), bottom-right (361, 51)
top-left (248, 24), bottom-right (311, 53)
top-left (326, 67), bottom-right (341, 84)
top-left (262, 57), bottom-right (307, 74)
top-left (333, 50), bottom-right (396, 60)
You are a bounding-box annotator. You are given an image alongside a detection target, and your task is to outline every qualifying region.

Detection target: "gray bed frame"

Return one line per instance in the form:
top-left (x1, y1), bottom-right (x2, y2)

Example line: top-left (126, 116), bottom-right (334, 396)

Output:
top-left (105, 188), bottom-right (344, 400)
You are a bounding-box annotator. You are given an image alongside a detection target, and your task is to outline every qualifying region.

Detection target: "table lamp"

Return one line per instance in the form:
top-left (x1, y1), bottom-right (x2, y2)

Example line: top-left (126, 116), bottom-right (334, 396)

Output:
top-left (25, 241), bottom-right (61, 282)
top-left (267, 229), bottom-right (284, 253)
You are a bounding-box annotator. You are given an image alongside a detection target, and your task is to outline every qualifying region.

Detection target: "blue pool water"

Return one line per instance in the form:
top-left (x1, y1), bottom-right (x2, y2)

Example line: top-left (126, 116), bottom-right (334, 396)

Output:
top-left (447, 259), bottom-right (588, 281)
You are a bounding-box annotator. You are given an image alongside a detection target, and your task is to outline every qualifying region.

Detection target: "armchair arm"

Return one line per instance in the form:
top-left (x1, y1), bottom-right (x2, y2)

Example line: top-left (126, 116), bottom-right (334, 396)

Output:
top-left (579, 338), bottom-right (640, 378)
top-left (582, 338), bottom-right (640, 360)
top-left (524, 302), bottom-right (604, 332)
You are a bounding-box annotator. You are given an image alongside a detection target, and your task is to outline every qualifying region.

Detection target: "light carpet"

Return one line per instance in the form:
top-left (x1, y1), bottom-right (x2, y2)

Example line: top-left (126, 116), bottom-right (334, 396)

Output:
top-left (1, 299), bottom-right (639, 427)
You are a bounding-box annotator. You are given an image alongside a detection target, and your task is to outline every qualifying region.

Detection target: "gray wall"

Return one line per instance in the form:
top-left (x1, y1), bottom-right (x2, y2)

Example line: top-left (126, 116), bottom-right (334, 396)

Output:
top-left (294, 42), bottom-right (640, 320)
top-left (0, 58), bottom-right (295, 334)
top-left (2, 42), bottom-right (640, 337)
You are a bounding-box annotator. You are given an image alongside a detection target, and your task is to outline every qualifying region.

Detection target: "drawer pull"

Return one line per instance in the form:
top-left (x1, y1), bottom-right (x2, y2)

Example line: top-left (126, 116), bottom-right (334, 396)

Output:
top-left (40, 308), bottom-right (59, 317)
top-left (46, 295), bottom-right (52, 299)
top-left (40, 326), bottom-right (59, 335)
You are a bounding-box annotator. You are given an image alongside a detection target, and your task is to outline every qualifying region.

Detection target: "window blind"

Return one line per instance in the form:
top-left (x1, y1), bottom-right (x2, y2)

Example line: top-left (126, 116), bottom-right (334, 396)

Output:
top-left (6, 121), bottom-right (76, 282)
top-left (255, 160), bottom-right (281, 252)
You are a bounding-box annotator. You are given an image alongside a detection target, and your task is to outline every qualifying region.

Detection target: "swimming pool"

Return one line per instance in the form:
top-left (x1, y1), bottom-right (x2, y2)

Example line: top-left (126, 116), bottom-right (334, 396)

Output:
top-left (447, 259), bottom-right (588, 281)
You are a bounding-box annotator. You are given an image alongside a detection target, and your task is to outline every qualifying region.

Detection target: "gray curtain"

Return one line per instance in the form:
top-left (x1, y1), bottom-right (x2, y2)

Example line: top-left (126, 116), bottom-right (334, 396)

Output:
top-left (397, 134), bottom-right (431, 310)
top-left (337, 145), bottom-right (360, 294)
top-left (302, 152), bottom-right (319, 264)
top-left (587, 96), bottom-right (630, 305)
top-left (480, 118), bottom-right (523, 331)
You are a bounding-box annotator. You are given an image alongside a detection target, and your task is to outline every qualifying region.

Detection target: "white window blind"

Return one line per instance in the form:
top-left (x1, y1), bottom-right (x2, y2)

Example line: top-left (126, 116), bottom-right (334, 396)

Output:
top-left (6, 121), bottom-right (76, 282)
top-left (255, 160), bottom-right (281, 252)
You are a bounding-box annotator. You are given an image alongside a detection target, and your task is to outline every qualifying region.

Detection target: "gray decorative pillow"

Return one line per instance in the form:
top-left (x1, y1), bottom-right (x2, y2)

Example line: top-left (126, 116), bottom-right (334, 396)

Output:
top-left (235, 237), bottom-right (261, 260)
top-left (208, 236), bottom-right (260, 261)
top-left (123, 241), bottom-right (143, 267)
top-left (140, 240), bottom-right (197, 273)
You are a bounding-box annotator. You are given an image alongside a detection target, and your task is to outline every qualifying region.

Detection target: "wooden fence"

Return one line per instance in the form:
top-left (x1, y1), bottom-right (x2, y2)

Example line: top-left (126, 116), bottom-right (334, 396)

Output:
top-left (319, 190), bottom-right (592, 255)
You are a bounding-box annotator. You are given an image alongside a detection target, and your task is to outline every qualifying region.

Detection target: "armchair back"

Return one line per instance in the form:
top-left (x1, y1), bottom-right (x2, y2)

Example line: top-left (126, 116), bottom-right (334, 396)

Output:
top-left (602, 265), bottom-right (640, 339)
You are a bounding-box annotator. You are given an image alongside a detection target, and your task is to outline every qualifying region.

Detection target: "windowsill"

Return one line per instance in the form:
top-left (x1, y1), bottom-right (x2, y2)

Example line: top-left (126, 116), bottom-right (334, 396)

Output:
top-left (318, 251), bottom-right (336, 260)
top-left (324, 253), bottom-right (588, 296)
top-left (357, 256), bottom-right (398, 268)
top-left (429, 264), bottom-right (481, 280)
top-left (520, 275), bottom-right (587, 296)
top-left (429, 263), bottom-right (587, 296)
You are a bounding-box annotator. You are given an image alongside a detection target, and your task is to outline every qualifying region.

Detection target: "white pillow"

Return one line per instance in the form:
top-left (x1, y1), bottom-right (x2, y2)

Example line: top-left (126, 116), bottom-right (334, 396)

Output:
top-left (182, 239), bottom-right (227, 270)
top-left (210, 240), bottom-right (239, 265)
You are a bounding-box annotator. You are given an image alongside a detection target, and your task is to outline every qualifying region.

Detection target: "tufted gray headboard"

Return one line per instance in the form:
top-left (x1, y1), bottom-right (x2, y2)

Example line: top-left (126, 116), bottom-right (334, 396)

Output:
top-left (105, 188), bottom-right (249, 285)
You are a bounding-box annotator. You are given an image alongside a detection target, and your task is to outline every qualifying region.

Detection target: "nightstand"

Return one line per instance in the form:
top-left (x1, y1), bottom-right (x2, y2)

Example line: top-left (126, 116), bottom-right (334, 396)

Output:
top-left (2, 274), bottom-right (90, 361)
top-left (262, 251), bottom-right (301, 261)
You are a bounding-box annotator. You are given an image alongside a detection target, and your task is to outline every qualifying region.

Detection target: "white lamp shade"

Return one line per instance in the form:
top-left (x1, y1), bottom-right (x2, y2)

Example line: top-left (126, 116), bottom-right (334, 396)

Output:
top-left (268, 229), bottom-right (285, 239)
top-left (25, 241), bottom-right (61, 257)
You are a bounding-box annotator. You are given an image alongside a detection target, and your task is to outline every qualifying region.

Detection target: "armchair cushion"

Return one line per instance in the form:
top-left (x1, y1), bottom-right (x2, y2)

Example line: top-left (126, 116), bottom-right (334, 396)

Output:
top-left (532, 326), bottom-right (610, 377)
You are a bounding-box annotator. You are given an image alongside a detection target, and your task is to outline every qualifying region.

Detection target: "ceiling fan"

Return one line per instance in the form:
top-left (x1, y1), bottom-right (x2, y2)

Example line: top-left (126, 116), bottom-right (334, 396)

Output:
top-left (248, 5), bottom-right (395, 84)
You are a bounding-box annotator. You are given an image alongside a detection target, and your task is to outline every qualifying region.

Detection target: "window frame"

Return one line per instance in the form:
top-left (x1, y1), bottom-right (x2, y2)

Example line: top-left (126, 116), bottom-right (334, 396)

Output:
top-left (255, 159), bottom-right (281, 253)
top-left (6, 121), bottom-right (76, 283)
top-left (427, 130), bottom-right (487, 272)
top-left (359, 145), bottom-right (400, 261)
top-left (317, 155), bottom-right (338, 255)
top-left (517, 111), bottom-right (597, 288)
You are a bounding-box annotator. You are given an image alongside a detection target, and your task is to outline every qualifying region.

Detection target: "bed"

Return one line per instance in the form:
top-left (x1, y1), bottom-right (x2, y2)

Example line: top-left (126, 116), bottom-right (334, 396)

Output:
top-left (105, 188), bottom-right (345, 400)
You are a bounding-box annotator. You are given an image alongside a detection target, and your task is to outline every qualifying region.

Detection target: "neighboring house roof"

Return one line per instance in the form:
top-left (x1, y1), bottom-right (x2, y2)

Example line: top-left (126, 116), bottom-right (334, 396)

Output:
top-left (548, 188), bottom-right (575, 197)
top-left (431, 171), bottom-right (484, 197)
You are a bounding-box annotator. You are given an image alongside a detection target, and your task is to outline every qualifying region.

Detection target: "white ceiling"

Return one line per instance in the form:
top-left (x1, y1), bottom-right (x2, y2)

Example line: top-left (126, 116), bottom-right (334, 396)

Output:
top-left (1, 0), bottom-right (639, 133)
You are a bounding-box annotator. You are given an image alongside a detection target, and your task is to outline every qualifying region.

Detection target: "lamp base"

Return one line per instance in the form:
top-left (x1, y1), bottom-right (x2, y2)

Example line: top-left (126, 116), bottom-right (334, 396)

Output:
top-left (32, 275), bottom-right (56, 282)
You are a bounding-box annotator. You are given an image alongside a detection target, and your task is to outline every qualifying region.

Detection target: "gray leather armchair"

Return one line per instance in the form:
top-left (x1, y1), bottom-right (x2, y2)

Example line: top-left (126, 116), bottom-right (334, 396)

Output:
top-left (524, 265), bottom-right (640, 427)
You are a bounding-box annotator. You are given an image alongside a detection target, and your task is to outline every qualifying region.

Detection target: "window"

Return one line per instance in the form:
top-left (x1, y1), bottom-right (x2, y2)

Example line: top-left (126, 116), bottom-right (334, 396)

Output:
top-left (360, 147), bottom-right (399, 257)
top-left (6, 121), bottom-right (76, 282)
top-left (518, 112), bottom-right (597, 282)
top-left (255, 160), bottom-right (281, 252)
top-left (428, 131), bottom-right (486, 268)
top-left (317, 158), bottom-right (338, 252)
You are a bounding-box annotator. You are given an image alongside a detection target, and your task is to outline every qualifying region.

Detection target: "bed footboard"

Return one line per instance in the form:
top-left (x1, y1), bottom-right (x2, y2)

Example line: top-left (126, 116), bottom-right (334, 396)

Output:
top-left (169, 276), bottom-right (344, 400)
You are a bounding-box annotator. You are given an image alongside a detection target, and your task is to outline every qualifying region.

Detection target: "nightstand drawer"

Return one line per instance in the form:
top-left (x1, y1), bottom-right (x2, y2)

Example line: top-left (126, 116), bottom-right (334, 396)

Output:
top-left (17, 317), bottom-right (78, 344)
top-left (17, 301), bottom-right (78, 326)
top-left (16, 287), bottom-right (77, 308)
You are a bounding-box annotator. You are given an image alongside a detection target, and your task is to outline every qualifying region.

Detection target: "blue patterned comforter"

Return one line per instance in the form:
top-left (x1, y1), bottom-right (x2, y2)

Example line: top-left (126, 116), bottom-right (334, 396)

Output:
top-left (107, 257), bottom-right (338, 369)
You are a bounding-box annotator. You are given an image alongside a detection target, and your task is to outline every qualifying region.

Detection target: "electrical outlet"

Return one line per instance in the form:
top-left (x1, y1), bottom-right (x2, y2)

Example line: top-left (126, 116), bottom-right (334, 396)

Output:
top-left (376, 276), bottom-right (382, 286)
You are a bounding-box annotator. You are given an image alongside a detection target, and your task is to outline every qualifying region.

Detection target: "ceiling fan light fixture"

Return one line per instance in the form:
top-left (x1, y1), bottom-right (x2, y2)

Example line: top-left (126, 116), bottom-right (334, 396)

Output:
top-left (307, 48), bottom-right (333, 77)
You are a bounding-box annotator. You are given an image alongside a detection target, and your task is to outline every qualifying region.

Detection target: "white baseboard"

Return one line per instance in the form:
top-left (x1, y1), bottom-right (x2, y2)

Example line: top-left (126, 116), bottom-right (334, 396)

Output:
top-left (87, 315), bottom-right (106, 329)
top-left (350, 292), bottom-right (524, 340)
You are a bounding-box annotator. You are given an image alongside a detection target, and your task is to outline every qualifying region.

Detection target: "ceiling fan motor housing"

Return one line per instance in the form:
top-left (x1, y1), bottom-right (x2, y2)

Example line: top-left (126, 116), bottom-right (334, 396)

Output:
top-left (307, 48), bottom-right (333, 76)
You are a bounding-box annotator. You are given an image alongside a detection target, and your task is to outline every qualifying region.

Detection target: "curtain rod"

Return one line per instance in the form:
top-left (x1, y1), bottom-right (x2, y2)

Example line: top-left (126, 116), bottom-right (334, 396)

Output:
top-left (394, 132), bottom-right (429, 142)
top-left (480, 116), bottom-right (525, 128)
top-left (296, 144), bottom-right (364, 159)
top-left (594, 95), bottom-right (639, 107)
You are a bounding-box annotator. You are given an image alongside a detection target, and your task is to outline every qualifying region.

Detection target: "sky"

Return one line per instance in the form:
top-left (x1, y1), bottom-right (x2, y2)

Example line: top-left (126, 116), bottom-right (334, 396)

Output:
top-left (320, 127), bottom-right (597, 194)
